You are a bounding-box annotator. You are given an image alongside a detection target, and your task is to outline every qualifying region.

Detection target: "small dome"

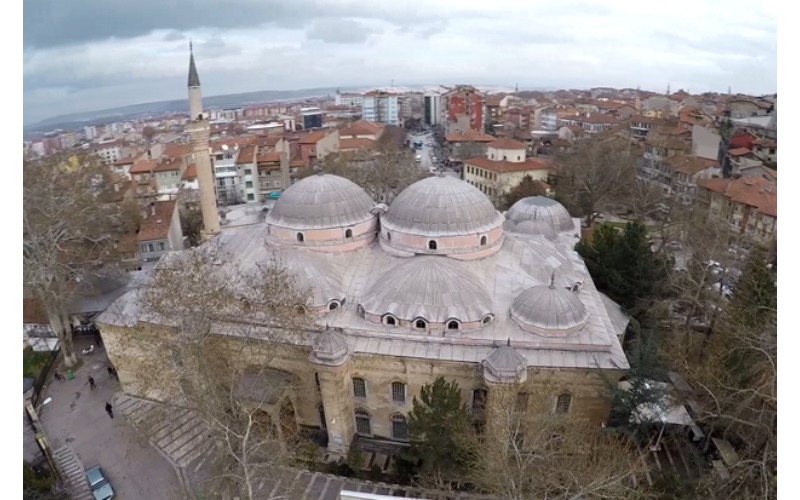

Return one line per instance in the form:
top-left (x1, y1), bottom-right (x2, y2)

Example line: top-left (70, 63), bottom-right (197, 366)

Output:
top-left (505, 196), bottom-right (574, 233)
top-left (268, 249), bottom-right (345, 309)
top-left (510, 283), bottom-right (589, 336)
top-left (309, 329), bottom-right (350, 366)
top-left (504, 219), bottom-right (558, 240)
top-left (265, 174), bottom-right (375, 230)
top-left (383, 177), bottom-right (503, 237)
top-left (483, 345), bottom-right (528, 384)
top-left (360, 256), bottom-right (493, 325)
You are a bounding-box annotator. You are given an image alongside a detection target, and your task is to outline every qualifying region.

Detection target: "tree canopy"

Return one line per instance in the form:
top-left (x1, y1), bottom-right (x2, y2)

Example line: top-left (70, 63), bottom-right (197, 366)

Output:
top-left (500, 175), bottom-right (547, 211)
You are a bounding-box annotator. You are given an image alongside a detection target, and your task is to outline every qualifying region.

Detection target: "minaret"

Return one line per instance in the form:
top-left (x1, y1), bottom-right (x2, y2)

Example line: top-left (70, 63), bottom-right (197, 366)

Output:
top-left (185, 43), bottom-right (221, 238)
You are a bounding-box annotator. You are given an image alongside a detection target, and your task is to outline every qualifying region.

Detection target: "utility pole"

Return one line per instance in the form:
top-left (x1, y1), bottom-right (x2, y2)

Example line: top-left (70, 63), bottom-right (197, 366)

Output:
top-left (24, 397), bottom-right (62, 484)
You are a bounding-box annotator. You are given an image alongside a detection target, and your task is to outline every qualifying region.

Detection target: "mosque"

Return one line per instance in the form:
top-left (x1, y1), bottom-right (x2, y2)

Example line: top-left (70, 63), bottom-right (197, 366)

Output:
top-left (98, 49), bottom-right (630, 457)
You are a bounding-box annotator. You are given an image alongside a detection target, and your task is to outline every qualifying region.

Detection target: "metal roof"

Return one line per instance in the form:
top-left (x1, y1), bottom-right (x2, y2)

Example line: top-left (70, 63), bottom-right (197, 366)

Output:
top-left (510, 283), bottom-right (590, 335)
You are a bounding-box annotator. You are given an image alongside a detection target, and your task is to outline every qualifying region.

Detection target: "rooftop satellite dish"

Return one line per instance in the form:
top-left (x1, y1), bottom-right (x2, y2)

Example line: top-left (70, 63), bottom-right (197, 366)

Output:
top-left (221, 144), bottom-right (229, 151)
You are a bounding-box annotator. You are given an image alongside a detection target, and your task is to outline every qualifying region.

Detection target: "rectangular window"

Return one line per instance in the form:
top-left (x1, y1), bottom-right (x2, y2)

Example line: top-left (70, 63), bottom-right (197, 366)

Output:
top-left (392, 382), bottom-right (406, 403)
top-left (244, 168), bottom-right (251, 175)
top-left (246, 181), bottom-right (253, 188)
top-left (353, 378), bottom-right (367, 398)
top-left (247, 193), bottom-right (255, 201)
top-left (158, 242), bottom-right (166, 251)
top-left (355, 413), bottom-right (371, 435)
top-left (392, 417), bottom-right (408, 440)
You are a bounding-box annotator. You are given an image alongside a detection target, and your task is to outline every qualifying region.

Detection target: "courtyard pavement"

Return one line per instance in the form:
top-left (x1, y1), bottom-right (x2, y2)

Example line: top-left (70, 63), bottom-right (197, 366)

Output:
top-left (38, 337), bottom-right (184, 500)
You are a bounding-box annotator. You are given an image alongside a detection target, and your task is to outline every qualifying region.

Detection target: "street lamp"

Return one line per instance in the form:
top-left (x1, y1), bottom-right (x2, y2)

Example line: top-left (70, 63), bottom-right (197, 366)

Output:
top-left (25, 396), bottom-right (62, 483)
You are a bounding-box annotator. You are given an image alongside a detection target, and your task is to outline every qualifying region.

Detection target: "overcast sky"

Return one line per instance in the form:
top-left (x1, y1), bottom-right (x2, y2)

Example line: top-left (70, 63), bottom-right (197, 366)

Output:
top-left (23, 0), bottom-right (777, 125)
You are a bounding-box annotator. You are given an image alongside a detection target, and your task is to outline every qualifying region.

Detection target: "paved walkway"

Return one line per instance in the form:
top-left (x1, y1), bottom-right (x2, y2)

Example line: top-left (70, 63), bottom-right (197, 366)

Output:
top-left (39, 339), bottom-right (184, 500)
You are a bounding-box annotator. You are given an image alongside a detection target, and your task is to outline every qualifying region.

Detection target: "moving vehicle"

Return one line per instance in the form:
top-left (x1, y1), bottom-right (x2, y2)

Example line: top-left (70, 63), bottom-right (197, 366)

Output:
top-left (415, 154), bottom-right (422, 162)
top-left (413, 140), bottom-right (423, 150)
top-left (86, 466), bottom-right (114, 500)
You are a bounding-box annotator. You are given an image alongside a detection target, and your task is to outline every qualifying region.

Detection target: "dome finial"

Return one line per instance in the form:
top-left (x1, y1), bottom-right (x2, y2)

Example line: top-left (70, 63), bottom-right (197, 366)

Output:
top-left (550, 271), bottom-right (555, 289)
top-left (507, 337), bottom-right (511, 347)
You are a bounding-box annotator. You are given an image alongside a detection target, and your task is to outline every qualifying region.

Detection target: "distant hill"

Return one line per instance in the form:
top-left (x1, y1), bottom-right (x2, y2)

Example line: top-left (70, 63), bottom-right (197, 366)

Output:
top-left (23, 86), bottom-right (357, 138)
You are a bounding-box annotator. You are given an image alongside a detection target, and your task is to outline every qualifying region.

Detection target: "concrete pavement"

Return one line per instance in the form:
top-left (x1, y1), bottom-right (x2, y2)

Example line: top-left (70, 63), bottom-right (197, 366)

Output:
top-left (39, 338), bottom-right (184, 500)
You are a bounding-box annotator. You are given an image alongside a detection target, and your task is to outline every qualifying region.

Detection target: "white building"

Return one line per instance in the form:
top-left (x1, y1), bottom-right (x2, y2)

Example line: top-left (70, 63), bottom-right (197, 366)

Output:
top-left (362, 91), bottom-right (401, 126)
top-left (212, 143), bottom-right (242, 206)
top-left (335, 92), bottom-right (364, 108)
top-left (84, 125), bottom-right (98, 140)
top-left (423, 93), bottom-right (443, 126)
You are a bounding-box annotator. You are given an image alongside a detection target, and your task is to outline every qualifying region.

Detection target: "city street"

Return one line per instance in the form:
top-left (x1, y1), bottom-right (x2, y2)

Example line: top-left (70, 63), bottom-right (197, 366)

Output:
top-left (39, 338), bottom-right (184, 500)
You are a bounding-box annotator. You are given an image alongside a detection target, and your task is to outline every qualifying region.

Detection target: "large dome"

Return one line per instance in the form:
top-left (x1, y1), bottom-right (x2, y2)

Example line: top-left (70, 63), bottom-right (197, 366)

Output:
top-left (505, 196), bottom-right (575, 234)
top-left (510, 282), bottom-right (589, 336)
top-left (360, 256), bottom-right (493, 327)
top-left (265, 173), bottom-right (375, 230)
top-left (382, 176), bottom-right (504, 236)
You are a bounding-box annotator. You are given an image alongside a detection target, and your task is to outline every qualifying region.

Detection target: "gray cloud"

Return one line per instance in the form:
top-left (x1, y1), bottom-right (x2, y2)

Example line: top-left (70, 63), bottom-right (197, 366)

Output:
top-left (306, 19), bottom-right (374, 44)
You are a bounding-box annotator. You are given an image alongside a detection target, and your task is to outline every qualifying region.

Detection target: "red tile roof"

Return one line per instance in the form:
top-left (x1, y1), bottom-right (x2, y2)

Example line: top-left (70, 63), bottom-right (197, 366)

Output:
top-left (298, 130), bottom-right (328, 144)
top-left (181, 163), bottom-right (197, 180)
top-left (465, 156), bottom-right (552, 174)
top-left (728, 148), bottom-right (752, 157)
top-left (488, 138), bottom-right (527, 149)
top-left (137, 201), bottom-right (177, 242)
top-left (129, 159), bottom-right (158, 174)
top-left (666, 155), bottom-right (718, 175)
top-left (163, 143), bottom-right (192, 158)
top-left (235, 144), bottom-right (257, 164)
top-left (339, 138), bottom-right (376, 151)
top-left (445, 130), bottom-right (496, 143)
top-left (340, 120), bottom-right (383, 137)
top-left (581, 113), bottom-right (619, 124)
top-left (753, 137), bottom-right (776, 148)
top-left (23, 297), bottom-right (48, 324)
top-left (257, 150), bottom-right (281, 163)
top-left (698, 175), bottom-right (777, 218)
top-left (154, 158), bottom-right (182, 172)
top-left (485, 94), bottom-right (506, 107)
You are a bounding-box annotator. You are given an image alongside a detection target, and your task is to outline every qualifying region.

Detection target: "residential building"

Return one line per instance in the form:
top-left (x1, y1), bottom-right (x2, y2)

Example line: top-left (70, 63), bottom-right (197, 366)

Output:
top-left (181, 163), bottom-right (199, 190)
top-left (485, 94), bottom-right (508, 126)
top-left (638, 126), bottom-right (692, 194)
top-left (136, 200), bottom-right (184, 262)
top-left (362, 91), bottom-right (402, 126)
top-left (153, 158), bottom-right (184, 197)
top-left (696, 175), bottom-right (777, 243)
top-left (297, 129), bottom-right (340, 167)
top-left (335, 92), bottom-right (364, 108)
top-left (462, 138), bottom-right (552, 203)
top-left (256, 148), bottom-right (290, 200)
top-left (338, 120), bottom-right (385, 152)
top-left (442, 85), bottom-right (485, 134)
top-left (627, 115), bottom-right (669, 140)
top-left (691, 124), bottom-right (722, 161)
top-left (444, 130), bottom-right (497, 161)
top-left (423, 92), bottom-right (443, 127)
top-left (540, 108), bottom-right (559, 131)
top-left (752, 137), bottom-right (777, 164)
top-left (90, 140), bottom-right (128, 164)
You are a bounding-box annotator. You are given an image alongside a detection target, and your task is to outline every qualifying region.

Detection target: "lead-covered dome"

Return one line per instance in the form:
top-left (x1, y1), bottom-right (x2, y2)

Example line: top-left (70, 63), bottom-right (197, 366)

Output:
top-left (360, 256), bottom-right (494, 329)
top-left (380, 177), bottom-right (504, 259)
top-left (268, 249), bottom-right (346, 312)
top-left (510, 282), bottom-right (589, 336)
top-left (384, 176), bottom-right (503, 236)
top-left (265, 173), bottom-right (376, 229)
top-left (505, 196), bottom-right (575, 234)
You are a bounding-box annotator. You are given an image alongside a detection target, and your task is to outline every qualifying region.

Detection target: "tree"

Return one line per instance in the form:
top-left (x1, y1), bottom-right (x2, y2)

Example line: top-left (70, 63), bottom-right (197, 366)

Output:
top-left (500, 175), bottom-right (547, 210)
top-left (471, 382), bottom-right (647, 499)
top-left (302, 125), bottom-right (428, 203)
top-left (552, 134), bottom-right (639, 225)
top-left (176, 189), bottom-right (204, 247)
top-left (575, 221), bottom-right (672, 317)
top-left (142, 126), bottom-right (157, 143)
top-left (110, 246), bottom-right (315, 499)
top-left (23, 152), bottom-right (126, 367)
top-left (406, 377), bottom-right (473, 485)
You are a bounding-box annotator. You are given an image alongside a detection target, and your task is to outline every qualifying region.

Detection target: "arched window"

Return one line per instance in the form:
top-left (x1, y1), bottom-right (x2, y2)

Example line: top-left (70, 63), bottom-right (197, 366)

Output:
top-left (384, 315), bottom-right (397, 326)
top-left (391, 382), bottom-right (406, 403)
top-left (428, 240), bottom-right (437, 250)
top-left (355, 409), bottom-right (371, 436)
top-left (296, 232), bottom-right (304, 242)
top-left (295, 305), bottom-right (307, 315)
top-left (392, 414), bottom-right (409, 441)
top-left (352, 377), bottom-right (367, 398)
top-left (328, 301), bottom-right (339, 311)
top-left (447, 320), bottom-right (459, 330)
top-left (415, 319), bottom-right (427, 329)
top-left (345, 229), bottom-right (353, 239)
top-left (482, 315), bottom-right (493, 325)
top-left (472, 388), bottom-right (487, 411)
top-left (555, 393), bottom-right (572, 414)
top-left (480, 235), bottom-right (487, 246)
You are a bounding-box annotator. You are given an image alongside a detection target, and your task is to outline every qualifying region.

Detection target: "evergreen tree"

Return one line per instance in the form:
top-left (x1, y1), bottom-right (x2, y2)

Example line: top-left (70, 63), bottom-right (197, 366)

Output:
top-left (576, 221), bottom-right (671, 317)
top-left (725, 243), bottom-right (777, 331)
top-left (406, 376), bottom-right (473, 480)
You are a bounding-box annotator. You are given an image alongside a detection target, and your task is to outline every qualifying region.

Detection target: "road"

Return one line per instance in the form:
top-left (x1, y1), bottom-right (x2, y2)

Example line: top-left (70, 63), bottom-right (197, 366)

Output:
top-left (39, 338), bottom-right (184, 499)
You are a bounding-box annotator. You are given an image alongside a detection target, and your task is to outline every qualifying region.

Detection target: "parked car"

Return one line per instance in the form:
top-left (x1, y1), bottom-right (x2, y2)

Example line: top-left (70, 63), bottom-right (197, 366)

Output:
top-left (86, 466), bottom-right (114, 500)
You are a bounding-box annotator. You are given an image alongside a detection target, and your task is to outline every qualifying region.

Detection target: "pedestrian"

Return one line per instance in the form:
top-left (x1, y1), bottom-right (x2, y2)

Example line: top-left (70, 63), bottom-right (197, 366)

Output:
top-left (88, 376), bottom-right (96, 391)
top-left (54, 371), bottom-right (63, 382)
top-left (107, 366), bottom-right (115, 379)
top-left (105, 402), bottom-right (114, 419)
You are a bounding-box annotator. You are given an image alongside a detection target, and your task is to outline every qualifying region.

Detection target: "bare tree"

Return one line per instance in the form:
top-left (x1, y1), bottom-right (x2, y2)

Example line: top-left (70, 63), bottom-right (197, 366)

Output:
top-left (552, 134), bottom-right (639, 226)
top-left (305, 126), bottom-right (428, 203)
top-left (23, 152), bottom-right (125, 366)
top-left (471, 382), bottom-right (647, 499)
top-left (113, 245), bottom-right (316, 499)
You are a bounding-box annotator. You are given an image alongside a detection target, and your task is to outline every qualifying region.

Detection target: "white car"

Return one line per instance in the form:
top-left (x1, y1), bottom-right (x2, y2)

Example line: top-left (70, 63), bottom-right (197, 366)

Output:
top-left (414, 154), bottom-right (422, 162)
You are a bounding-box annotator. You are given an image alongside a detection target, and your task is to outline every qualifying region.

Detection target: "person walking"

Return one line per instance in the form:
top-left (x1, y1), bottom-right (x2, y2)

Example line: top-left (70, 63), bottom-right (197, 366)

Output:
top-left (54, 371), bottom-right (63, 382)
top-left (105, 402), bottom-right (114, 419)
top-left (88, 376), bottom-right (96, 391)
top-left (107, 366), bottom-right (115, 379)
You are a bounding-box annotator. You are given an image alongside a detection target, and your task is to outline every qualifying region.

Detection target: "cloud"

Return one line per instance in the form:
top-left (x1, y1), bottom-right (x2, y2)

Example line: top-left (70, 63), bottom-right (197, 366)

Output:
top-left (23, 0), bottom-right (776, 126)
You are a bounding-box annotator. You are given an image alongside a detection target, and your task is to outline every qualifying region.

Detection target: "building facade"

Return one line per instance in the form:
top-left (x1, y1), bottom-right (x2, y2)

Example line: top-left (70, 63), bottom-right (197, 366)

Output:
top-left (443, 85), bottom-right (485, 134)
top-left (362, 92), bottom-right (401, 126)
